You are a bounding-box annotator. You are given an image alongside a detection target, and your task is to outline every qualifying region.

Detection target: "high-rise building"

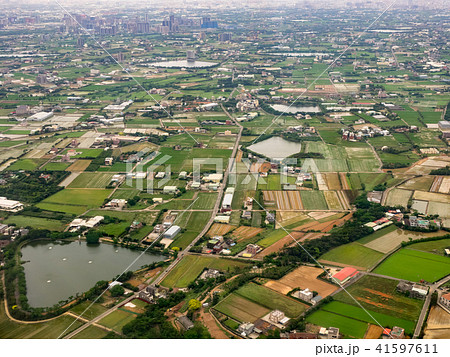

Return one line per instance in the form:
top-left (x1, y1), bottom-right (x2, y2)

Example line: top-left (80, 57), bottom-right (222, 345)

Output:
top-left (219, 33), bottom-right (232, 42)
top-left (77, 37), bottom-right (85, 48)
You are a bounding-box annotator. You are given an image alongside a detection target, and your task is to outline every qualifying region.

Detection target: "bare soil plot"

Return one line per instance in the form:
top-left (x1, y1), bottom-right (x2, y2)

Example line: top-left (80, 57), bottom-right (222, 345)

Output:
top-left (339, 173), bottom-right (350, 190)
top-left (424, 306), bottom-right (450, 338)
top-left (323, 191), bottom-right (343, 210)
top-left (413, 190), bottom-right (450, 204)
top-left (230, 226), bottom-right (264, 241)
top-left (66, 159), bottom-right (92, 172)
top-left (207, 223), bottom-right (236, 237)
top-left (398, 176), bottom-right (434, 192)
top-left (262, 190), bottom-right (303, 210)
top-left (411, 200), bottom-right (428, 214)
top-left (324, 173), bottom-right (342, 190)
top-left (439, 177), bottom-right (450, 194)
top-left (364, 324), bottom-right (383, 339)
top-left (264, 265), bottom-right (338, 297)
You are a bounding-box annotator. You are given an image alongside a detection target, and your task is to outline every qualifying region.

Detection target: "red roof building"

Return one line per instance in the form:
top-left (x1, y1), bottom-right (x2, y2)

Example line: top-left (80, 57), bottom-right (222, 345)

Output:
top-left (332, 267), bottom-right (358, 284)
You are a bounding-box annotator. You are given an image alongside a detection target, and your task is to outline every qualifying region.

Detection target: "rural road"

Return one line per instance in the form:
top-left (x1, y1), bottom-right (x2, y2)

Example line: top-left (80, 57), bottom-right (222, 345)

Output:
top-left (413, 274), bottom-right (450, 339)
top-left (152, 104), bottom-right (243, 286)
top-left (65, 102), bottom-right (244, 338)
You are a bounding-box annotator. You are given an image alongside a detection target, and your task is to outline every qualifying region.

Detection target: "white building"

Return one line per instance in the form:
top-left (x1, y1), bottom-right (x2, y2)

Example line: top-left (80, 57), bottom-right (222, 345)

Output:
top-left (163, 186), bottom-right (178, 194)
top-left (0, 197), bottom-right (23, 212)
top-left (27, 111), bottom-right (53, 121)
top-left (297, 288), bottom-right (313, 302)
top-left (222, 193), bottom-right (233, 210)
top-left (164, 225), bottom-right (181, 239)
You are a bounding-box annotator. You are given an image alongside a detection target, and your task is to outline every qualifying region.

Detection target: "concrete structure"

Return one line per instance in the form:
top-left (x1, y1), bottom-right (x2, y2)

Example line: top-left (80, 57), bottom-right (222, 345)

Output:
top-left (214, 215), bottom-right (230, 224)
top-left (27, 111), bottom-right (53, 121)
top-left (104, 157), bottom-right (113, 165)
top-left (297, 288), bottom-right (313, 302)
top-left (177, 315), bottom-right (194, 330)
top-left (163, 225), bottom-right (181, 239)
top-left (163, 186), bottom-right (178, 194)
top-left (0, 197), bottom-right (23, 212)
top-left (269, 310), bottom-right (285, 324)
top-left (327, 327), bottom-right (340, 339)
top-left (439, 293), bottom-right (450, 308)
top-left (203, 173), bottom-right (223, 183)
top-left (222, 193), bottom-right (233, 211)
top-left (238, 322), bottom-right (254, 337)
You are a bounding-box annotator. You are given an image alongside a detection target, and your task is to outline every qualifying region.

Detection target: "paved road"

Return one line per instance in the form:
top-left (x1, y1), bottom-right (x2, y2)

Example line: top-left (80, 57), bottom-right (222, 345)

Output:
top-left (413, 274), bottom-right (450, 339)
top-left (63, 293), bottom-right (137, 339)
top-left (153, 104), bottom-right (243, 286)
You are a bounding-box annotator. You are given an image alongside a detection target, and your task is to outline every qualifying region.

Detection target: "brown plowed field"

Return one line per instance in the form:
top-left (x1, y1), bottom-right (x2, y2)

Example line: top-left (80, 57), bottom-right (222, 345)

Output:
top-left (230, 226), bottom-right (264, 241)
top-left (324, 173), bottom-right (342, 190)
top-left (66, 159), bottom-right (92, 172)
top-left (262, 190), bottom-right (303, 210)
top-left (364, 325), bottom-right (383, 339)
top-left (339, 173), bottom-right (350, 190)
top-left (264, 265), bottom-right (337, 297)
top-left (207, 223), bottom-right (236, 237)
top-left (336, 190), bottom-right (351, 210)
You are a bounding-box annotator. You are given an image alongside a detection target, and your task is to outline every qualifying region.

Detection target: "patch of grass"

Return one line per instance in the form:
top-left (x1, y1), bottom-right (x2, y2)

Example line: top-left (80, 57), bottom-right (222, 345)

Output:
top-left (357, 225), bottom-right (398, 244)
top-left (0, 302), bottom-right (84, 339)
top-left (160, 255), bottom-right (249, 288)
top-left (4, 215), bottom-right (66, 231)
top-left (320, 242), bottom-right (384, 269)
top-left (306, 310), bottom-right (368, 338)
top-left (98, 309), bottom-right (136, 332)
top-left (300, 191), bottom-right (328, 210)
top-left (322, 301), bottom-right (416, 335)
top-left (6, 159), bottom-right (45, 171)
top-left (373, 248), bottom-right (450, 282)
top-left (70, 301), bottom-right (108, 321)
top-left (235, 283), bottom-right (307, 317)
top-left (72, 325), bottom-right (109, 339)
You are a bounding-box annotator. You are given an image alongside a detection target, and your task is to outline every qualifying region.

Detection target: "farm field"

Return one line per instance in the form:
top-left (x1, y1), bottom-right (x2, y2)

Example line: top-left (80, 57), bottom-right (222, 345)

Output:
top-left (6, 158), bottom-right (45, 171)
top-left (67, 172), bottom-right (114, 188)
top-left (306, 310), bottom-right (368, 338)
top-left (98, 309), bottom-right (136, 332)
top-left (424, 306), bottom-right (450, 339)
top-left (0, 303), bottom-right (84, 339)
top-left (262, 190), bottom-right (304, 210)
top-left (319, 242), bottom-right (384, 270)
top-left (70, 302), bottom-right (109, 321)
top-left (398, 176), bottom-right (434, 192)
top-left (214, 293), bottom-right (270, 323)
top-left (230, 226), bottom-right (264, 241)
top-left (235, 283), bottom-right (307, 317)
top-left (333, 275), bottom-right (424, 322)
top-left (160, 255), bottom-right (249, 288)
top-left (321, 301), bottom-right (416, 335)
top-left (4, 215), bottom-right (67, 231)
top-left (323, 173), bottom-right (341, 190)
top-left (413, 190), bottom-right (450, 204)
top-left (72, 325), bottom-right (109, 339)
top-left (206, 223), bottom-right (236, 237)
top-left (385, 189), bottom-right (413, 207)
top-left (37, 189), bottom-right (112, 214)
top-left (256, 229), bottom-right (289, 249)
top-left (299, 191), bottom-right (328, 210)
top-left (264, 265), bottom-right (337, 297)
top-left (323, 190), bottom-right (343, 210)
top-left (409, 238), bottom-right (450, 255)
top-left (362, 227), bottom-right (449, 254)
top-left (373, 248), bottom-right (450, 282)
top-left (66, 160), bottom-right (92, 172)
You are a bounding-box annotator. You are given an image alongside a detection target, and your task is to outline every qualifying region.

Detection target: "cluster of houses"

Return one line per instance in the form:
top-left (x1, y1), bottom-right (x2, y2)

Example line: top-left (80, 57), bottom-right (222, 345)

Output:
top-left (236, 310), bottom-right (290, 338)
top-left (396, 281), bottom-right (429, 299)
top-left (0, 223), bottom-right (29, 241)
top-left (342, 126), bottom-right (390, 142)
top-left (403, 215), bottom-right (441, 230)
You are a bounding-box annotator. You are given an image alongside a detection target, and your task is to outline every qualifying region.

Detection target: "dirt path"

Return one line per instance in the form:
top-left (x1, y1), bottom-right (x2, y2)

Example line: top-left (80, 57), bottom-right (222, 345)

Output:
top-left (199, 310), bottom-right (230, 339)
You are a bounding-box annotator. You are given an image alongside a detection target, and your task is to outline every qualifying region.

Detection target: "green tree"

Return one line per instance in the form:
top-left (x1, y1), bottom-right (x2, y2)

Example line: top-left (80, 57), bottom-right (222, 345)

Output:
top-left (188, 299), bottom-right (201, 311)
top-left (110, 285), bottom-right (125, 297)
